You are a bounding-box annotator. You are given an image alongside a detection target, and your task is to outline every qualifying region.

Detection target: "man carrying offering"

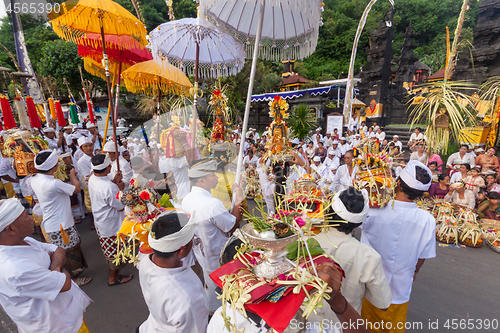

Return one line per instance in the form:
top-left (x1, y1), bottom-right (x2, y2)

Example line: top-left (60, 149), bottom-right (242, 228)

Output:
top-left (0, 198), bottom-right (91, 332)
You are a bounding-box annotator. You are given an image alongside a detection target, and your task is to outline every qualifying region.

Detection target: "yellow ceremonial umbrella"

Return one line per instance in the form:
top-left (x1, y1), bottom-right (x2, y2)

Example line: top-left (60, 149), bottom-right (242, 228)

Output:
top-left (48, 0), bottom-right (147, 170)
top-left (121, 59), bottom-right (193, 138)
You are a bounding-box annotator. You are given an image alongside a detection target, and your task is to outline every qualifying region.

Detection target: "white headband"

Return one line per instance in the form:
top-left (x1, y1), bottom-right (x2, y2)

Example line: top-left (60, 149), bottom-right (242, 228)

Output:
top-left (0, 199), bottom-right (25, 233)
top-left (331, 188), bottom-right (369, 224)
top-left (92, 154), bottom-right (112, 171)
top-left (35, 149), bottom-right (59, 171)
top-left (59, 151), bottom-right (72, 159)
top-left (399, 160), bottom-right (432, 191)
top-left (148, 210), bottom-right (196, 252)
top-left (188, 159), bottom-right (218, 178)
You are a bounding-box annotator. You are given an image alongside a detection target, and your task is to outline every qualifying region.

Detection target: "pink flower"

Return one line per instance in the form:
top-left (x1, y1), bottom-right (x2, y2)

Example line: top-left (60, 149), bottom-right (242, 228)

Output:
top-left (278, 274), bottom-right (293, 281)
top-left (294, 217), bottom-right (306, 227)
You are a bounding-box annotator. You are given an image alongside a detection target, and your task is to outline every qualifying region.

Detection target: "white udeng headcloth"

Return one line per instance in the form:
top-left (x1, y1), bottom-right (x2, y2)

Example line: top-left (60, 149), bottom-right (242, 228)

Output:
top-left (34, 149), bottom-right (59, 171)
top-left (0, 199), bottom-right (25, 232)
top-left (188, 159), bottom-right (218, 178)
top-left (91, 154), bottom-right (112, 171)
top-left (399, 160), bottom-right (432, 191)
top-left (332, 188), bottom-right (369, 224)
top-left (148, 210), bottom-right (196, 253)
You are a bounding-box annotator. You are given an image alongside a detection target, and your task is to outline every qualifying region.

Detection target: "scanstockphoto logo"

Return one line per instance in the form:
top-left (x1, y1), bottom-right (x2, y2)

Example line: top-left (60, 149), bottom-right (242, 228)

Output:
top-left (3, 0), bottom-right (61, 19)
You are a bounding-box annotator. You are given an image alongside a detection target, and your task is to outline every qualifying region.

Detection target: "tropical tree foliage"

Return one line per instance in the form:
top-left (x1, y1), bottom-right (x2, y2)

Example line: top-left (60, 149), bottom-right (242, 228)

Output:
top-left (288, 104), bottom-right (318, 141)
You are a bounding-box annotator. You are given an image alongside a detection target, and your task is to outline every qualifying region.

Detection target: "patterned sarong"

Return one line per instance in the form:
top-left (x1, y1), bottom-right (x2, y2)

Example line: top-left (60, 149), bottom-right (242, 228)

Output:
top-left (98, 235), bottom-right (125, 270)
top-left (43, 225), bottom-right (87, 272)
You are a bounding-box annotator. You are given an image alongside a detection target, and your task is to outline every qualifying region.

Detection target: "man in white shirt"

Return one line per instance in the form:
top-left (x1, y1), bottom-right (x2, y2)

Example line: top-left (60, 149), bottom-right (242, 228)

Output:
top-left (138, 210), bottom-right (208, 333)
top-left (391, 135), bottom-right (403, 152)
top-left (375, 127), bottom-right (386, 142)
top-left (158, 133), bottom-right (194, 201)
top-left (87, 123), bottom-right (103, 152)
top-left (323, 133), bottom-right (333, 148)
top-left (338, 137), bottom-right (350, 156)
top-left (103, 141), bottom-right (134, 190)
top-left (351, 133), bottom-right (361, 147)
top-left (314, 188), bottom-right (392, 318)
top-left (311, 127), bottom-right (323, 145)
top-left (130, 137), bottom-right (140, 157)
top-left (323, 149), bottom-right (340, 170)
top-left (242, 149), bottom-right (259, 168)
top-left (330, 140), bottom-right (341, 158)
top-left (76, 137), bottom-right (94, 217)
top-left (360, 161), bottom-right (435, 331)
top-left (88, 154), bottom-right (132, 286)
top-left (446, 144), bottom-right (476, 174)
top-left (0, 155), bottom-right (19, 198)
top-left (31, 150), bottom-right (91, 284)
top-left (43, 127), bottom-right (63, 151)
top-left (331, 150), bottom-right (357, 192)
top-left (251, 128), bottom-right (260, 141)
top-left (348, 113), bottom-right (361, 133)
top-left (0, 198), bottom-right (92, 333)
top-left (182, 158), bottom-right (243, 313)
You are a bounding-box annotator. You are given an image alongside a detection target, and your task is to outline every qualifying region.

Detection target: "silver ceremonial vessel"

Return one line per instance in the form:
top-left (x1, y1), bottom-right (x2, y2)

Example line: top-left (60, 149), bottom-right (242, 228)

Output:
top-left (241, 224), bottom-right (298, 279)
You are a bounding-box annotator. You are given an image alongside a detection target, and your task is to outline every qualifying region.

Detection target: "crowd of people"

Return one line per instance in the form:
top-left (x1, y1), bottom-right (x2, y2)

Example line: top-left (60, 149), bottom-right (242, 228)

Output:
top-left (0, 114), bottom-right (493, 333)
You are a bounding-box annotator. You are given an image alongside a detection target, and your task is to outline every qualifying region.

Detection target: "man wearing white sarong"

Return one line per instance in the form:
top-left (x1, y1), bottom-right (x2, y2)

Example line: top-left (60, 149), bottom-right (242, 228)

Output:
top-left (76, 137), bottom-right (94, 218)
top-left (182, 158), bottom-right (243, 313)
top-left (0, 199), bottom-right (92, 333)
top-left (103, 141), bottom-right (134, 190)
top-left (348, 113), bottom-right (361, 133)
top-left (138, 209), bottom-right (208, 333)
top-left (31, 150), bottom-right (90, 284)
top-left (314, 188), bottom-right (392, 316)
top-left (360, 161), bottom-right (435, 332)
top-left (89, 154), bottom-right (132, 286)
top-left (331, 150), bottom-right (358, 192)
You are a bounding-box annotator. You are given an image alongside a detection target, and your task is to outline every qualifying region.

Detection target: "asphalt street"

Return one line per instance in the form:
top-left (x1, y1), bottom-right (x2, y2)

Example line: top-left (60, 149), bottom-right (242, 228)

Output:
top-left (1, 207), bottom-right (500, 333)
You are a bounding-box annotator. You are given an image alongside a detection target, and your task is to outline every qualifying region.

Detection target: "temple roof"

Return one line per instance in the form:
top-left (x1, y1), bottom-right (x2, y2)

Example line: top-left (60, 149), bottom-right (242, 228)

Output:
top-left (427, 67), bottom-right (453, 81)
top-left (283, 73), bottom-right (312, 85)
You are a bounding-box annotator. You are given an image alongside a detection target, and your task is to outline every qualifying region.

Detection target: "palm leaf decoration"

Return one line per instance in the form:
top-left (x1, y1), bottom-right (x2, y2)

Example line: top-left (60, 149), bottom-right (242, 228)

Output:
top-left (408, 0), bottom-right (477, 154)
top-left (408, 81), bottom-right (477, 154)
top-left (288, 103), bottom-right (317, 141)
top-left (136, 95), bottom-right (173, 117)
top-left (480, 77), bottom-right (500, 146)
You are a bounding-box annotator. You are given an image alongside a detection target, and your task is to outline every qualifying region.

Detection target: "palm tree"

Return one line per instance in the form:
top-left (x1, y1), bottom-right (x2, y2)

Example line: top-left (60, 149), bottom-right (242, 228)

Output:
top-left (288, 103), bottom-right (317, 141)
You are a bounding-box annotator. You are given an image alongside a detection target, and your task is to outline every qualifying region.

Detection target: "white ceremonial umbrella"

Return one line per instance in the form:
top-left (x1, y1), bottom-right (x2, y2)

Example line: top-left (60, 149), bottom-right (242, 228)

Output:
top-left (148, 17), bottom-right (245, 147)
top-left (200, 0), bottom-right (324, 207)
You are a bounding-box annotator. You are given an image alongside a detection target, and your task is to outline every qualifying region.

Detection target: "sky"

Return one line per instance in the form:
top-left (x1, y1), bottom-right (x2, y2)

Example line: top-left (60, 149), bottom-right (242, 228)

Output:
top-left (0, 2), bottom-right (6, 19)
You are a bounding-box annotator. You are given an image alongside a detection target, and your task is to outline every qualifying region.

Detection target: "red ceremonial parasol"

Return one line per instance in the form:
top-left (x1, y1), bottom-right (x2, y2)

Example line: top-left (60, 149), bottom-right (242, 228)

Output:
top-left (0, 95), bottom-right (16, 129)
top-left (76, 33), bottom-right (152, 66)
top-left (26, 96), bottom-right (42, 128)
top-left (55, 100), bottom-right (66, 127)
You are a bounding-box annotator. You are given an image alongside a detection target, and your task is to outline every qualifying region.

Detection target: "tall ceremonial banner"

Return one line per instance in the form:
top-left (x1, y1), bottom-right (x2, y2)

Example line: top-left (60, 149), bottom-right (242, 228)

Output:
top-left (9, 0), bottom-right (45, 104)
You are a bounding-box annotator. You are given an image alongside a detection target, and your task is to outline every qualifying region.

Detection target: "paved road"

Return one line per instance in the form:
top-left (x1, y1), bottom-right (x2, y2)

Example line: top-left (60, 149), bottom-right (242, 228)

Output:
top-left (2, 212), bottom-right (500, 333)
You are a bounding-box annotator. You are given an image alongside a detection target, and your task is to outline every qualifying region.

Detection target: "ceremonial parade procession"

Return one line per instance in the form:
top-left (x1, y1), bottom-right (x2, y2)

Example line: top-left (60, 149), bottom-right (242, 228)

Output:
top-left (0, 0), bottom-right (499, 332)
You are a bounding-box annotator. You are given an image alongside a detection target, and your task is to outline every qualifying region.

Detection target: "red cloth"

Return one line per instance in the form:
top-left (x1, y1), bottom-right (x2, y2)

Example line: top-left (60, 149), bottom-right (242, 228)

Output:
top-left (0, 96), bottom-right (16, 129)
top-left (55, 100), bottom-right (66, 127)
top-left (85, 90), bottom-right (95, 124)
top-left (210, 253), bottom-right (340, 333)
top-left (25, 96), bottom-right (42, 128)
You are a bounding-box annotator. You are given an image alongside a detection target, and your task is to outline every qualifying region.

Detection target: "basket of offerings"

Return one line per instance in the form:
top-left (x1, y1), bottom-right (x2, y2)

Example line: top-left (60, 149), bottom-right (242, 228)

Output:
top-left (2, 130), bottom-right (49, 176)
top-left (479, 220), bottom-right (500, 253)
top-left (283, 175), bottom-right (328, 224)
top-left (353, 142), bottom-right (397, 208)
top-left (459, 222), bottom-right (483, 248)
top-left (436, 220), bottom-right (459, 245)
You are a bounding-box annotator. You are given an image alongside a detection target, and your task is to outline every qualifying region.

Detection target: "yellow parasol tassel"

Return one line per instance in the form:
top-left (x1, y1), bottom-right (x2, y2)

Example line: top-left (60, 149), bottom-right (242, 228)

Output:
top-left (60, 225), bottom-right (71, 245)
top-left (49, 98), bottom-right (57, 119)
